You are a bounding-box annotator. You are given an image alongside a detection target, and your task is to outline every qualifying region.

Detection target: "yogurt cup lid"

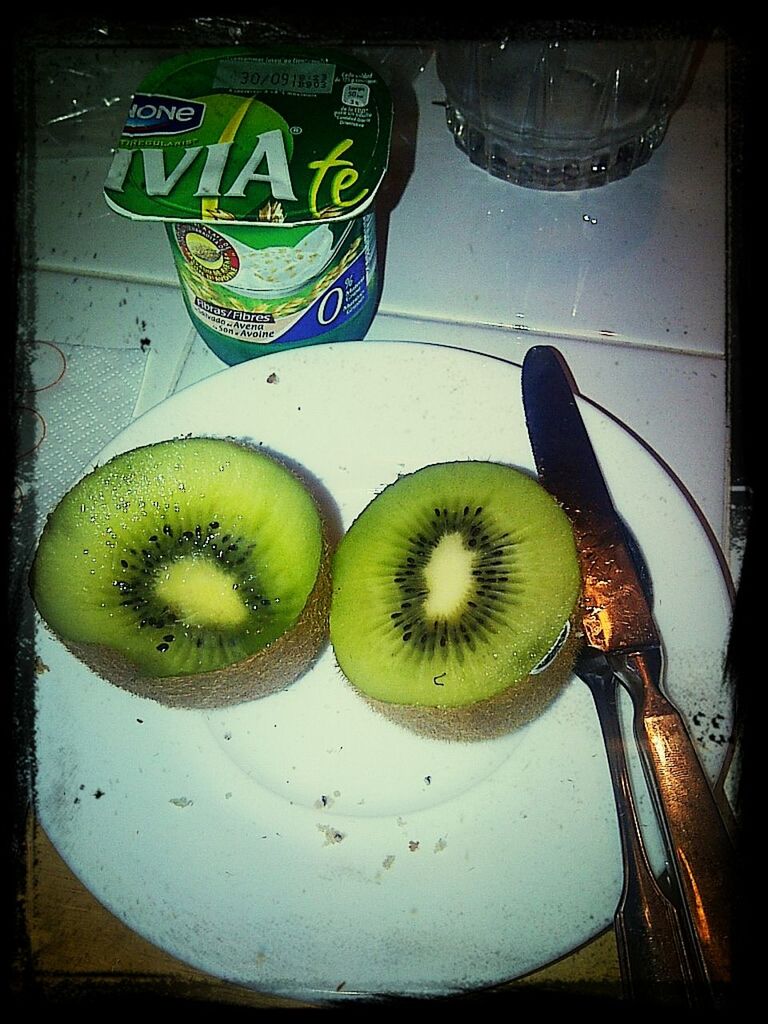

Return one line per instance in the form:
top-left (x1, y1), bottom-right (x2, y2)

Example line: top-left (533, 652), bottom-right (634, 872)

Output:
top-left (104, 47), bottom-right (392, 226)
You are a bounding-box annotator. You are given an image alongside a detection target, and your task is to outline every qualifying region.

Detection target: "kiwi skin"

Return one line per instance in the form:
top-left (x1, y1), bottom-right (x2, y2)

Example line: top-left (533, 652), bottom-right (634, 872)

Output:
top-left (31, 437), bottom-right (333, 710)
top-left (354, 614), bottom-right (583, 742)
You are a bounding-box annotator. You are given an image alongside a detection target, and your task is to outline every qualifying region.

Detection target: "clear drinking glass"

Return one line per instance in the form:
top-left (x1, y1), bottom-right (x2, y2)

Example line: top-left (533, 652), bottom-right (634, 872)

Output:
top-left (436, 38), bottom-right (696, 190)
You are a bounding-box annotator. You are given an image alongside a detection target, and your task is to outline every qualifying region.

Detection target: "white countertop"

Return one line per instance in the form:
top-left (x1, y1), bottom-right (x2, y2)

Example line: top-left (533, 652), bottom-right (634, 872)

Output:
top-left (22, 41), bottom-right (732, 562)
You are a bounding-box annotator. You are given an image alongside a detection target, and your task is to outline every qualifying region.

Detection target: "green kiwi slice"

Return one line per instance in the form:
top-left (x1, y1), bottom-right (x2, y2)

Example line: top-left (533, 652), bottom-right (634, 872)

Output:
top-left (30, 436), bottom-right (330, 708)
top-left (329, 461), bottom-right (582, 740)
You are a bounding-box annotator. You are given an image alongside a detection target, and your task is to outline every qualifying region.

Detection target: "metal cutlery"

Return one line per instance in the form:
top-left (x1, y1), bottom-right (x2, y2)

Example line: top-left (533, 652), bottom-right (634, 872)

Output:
top-left (521, 344), bottom-right (736, 1004)
top-left (577, 646), bottom-right (698, 1003)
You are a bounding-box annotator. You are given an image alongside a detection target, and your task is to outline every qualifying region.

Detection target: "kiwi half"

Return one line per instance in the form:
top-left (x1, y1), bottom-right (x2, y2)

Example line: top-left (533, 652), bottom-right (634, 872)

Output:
top-left (30, 436), bottom-right (331, 708)
top-left (329, 461), bottom-right (583, 741)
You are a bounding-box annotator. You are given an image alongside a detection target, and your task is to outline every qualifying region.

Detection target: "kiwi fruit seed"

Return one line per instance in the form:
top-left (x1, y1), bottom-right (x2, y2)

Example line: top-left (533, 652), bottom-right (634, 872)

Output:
top-left (30, 436), bottom-right (331, 708)
top-left (329, 461), bottom-right (583, 741)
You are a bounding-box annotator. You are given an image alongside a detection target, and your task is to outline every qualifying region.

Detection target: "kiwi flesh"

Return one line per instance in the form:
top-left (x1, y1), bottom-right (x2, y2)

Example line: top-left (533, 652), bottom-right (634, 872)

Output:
top-left (329, 461), bottom-right (583, 741)
top-left (30, 436), bottom-right (331, 708)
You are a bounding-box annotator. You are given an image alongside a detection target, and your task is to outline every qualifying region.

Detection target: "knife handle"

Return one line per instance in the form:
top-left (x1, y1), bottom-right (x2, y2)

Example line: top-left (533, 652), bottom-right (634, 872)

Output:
top-left (619, 650), bottom-right (737, 996)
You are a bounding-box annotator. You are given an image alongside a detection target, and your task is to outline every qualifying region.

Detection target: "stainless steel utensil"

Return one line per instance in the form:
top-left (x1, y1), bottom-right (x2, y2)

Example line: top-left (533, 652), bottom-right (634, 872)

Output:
top-left (521, 344), bottom-right (736, 1002)
top-left (576, 649), bottom-right (698, 1004)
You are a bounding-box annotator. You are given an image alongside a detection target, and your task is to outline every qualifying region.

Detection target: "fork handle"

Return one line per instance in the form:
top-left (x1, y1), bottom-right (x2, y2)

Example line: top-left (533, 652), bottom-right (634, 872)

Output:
top-left (619, 650), bottom-right (737, 996)
top-left (579, 655), bottom-right (698, 1005)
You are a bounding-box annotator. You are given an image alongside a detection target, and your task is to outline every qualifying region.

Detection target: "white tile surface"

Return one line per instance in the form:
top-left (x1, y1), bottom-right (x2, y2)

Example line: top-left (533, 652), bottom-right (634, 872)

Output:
top-left (25, 269), bottom-right (196, 416)
top-left (31, 155), bottom-right (172, 284)
top-left (377, 43), bottom-right (726, 355)
top-left (29, 269), bottom-right (186, 349)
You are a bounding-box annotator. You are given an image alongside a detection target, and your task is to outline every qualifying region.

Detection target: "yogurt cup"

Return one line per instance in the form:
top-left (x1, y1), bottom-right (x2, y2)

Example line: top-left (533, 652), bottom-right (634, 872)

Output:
top-left (105, 48), bottom-right (392, 364)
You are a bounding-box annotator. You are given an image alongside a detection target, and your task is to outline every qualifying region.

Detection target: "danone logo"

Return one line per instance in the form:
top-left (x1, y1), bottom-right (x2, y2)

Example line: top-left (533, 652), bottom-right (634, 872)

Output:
top-left (124, 94), bottom-right (206, 137)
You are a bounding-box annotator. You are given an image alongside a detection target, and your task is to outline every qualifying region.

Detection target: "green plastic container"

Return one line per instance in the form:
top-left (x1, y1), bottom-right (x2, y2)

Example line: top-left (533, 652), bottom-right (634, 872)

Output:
top-left (105, 48), bottom-right (392, 363)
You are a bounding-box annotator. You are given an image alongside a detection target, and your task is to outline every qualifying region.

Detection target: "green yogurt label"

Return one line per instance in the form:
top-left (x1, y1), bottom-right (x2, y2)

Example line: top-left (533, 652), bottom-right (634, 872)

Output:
top-left (104, 48), bottom-right (392, 360)
top-left (168, 214), bottom-right (375, 345)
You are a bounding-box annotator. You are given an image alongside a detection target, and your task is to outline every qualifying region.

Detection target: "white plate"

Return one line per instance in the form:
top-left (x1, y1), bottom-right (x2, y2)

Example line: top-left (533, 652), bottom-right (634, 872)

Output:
top-left (33, 340), bottom-right (733, 1001)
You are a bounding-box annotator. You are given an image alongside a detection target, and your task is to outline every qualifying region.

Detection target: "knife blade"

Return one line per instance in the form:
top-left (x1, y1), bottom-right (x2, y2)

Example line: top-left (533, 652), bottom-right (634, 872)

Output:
top-left (521, 344), bottom-right (736, 998)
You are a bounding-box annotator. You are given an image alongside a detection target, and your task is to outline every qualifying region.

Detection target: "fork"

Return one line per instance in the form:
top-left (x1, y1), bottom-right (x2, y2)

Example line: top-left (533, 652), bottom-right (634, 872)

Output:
top-left (575, 647), bottom-right (701, 1005)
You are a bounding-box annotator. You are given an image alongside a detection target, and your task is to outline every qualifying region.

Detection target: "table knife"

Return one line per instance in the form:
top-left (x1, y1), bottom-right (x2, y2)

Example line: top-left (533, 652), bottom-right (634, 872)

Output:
top-left (520, 344), bottom-right (736, 999)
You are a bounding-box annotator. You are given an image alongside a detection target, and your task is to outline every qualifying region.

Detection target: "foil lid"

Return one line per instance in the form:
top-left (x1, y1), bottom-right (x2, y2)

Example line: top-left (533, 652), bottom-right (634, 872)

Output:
top-left (104, 47), bottom-right (392, 227)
